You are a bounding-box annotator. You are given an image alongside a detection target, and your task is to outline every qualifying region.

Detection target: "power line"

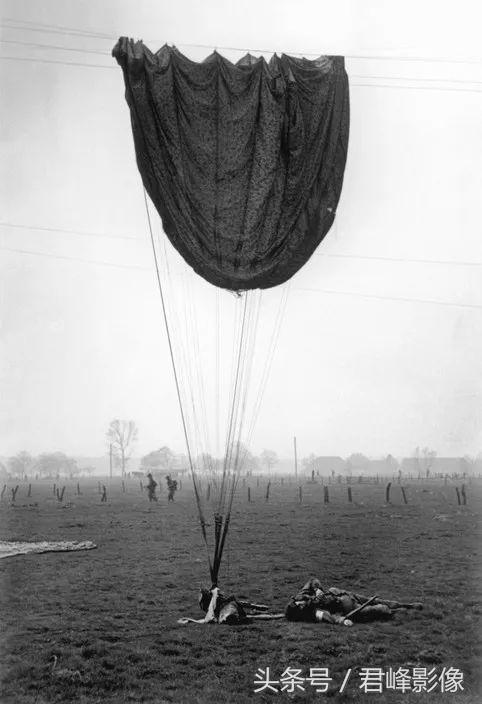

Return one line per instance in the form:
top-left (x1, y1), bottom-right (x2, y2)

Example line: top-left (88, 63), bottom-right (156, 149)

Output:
top-left (2, 54), bottom-right (481, 93)
top-left (2, 222), bottom-right (480, 267)
top-left (0, 246), bottom-right (150, 271)
top-left (0, 221), bottom-right (141, 242)
top-left (2, 40), bottom-right (481, 87)
top-left (318, 252), bottom-right (482, 267)
top-left (0, 55), bottom-right (116, 70)
top-left (2, 246), bottom-right (480, 311)
top-left (296, 287), bottom-right (482, 311)
top-left (0, 38), bottom-right (111, 56)
top-left (3, 18), bottom-right (482, 65)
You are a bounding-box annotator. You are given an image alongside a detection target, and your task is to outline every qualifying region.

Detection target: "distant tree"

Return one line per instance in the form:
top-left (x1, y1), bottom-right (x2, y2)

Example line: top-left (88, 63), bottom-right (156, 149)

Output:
top-left (302, 454), bottom-right (318, 473)
top-left (79, 465), bottom-right (95, 477)
top-left (107, 419), bottom-right (138, 477)
top-left (196, 452), bottom-right (218, 472)
top-left (7, 451), bottom-right (33, 478)
top-left (36, 452), bottom-right (78, 478)
top-left (260, 449), bottom-right (278, 474)
top-left (141, 446), bottom-right (176, 472)
top-left (232, 441), bottom-right (258, 474)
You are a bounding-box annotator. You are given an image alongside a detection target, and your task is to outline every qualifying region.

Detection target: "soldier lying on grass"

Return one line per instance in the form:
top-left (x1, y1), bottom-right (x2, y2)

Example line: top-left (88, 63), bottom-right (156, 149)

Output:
top-left (178, 587), bottom-right (284, 625)
top-left (285, 577), bottom-right (423, 626)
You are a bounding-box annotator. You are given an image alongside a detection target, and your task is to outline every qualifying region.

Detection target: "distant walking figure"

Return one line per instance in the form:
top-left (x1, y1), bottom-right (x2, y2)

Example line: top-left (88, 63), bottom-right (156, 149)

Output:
top-left (166, 475), bottom-right (178, 502)
top-left (146, 473), bottom-right (158, 502)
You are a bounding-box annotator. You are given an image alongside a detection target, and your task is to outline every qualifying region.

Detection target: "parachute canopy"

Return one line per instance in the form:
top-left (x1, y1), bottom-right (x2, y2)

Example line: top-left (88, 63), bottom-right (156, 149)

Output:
top-left (113, 39), bottom-right (350, 290)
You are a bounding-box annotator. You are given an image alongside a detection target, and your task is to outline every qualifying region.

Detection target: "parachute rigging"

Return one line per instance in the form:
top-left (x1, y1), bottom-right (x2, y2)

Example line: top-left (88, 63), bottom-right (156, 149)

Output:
top-left (115, 40), bottom-right (350, 586)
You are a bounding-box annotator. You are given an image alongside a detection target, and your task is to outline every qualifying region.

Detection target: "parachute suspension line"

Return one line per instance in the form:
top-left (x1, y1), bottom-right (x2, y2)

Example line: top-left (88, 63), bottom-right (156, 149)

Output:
top-left (241, 283), bottom-right (291, 469)
top-left (212, 292), bottom-right (250, 584)
top-left (213, 290), bottom-right (263, 584)
top-left (142, 189), bottom-right (214, 582)
top-left (216, 293), bottom-right (249, 515)
top-left (215, 289), bottom-right (220, 461)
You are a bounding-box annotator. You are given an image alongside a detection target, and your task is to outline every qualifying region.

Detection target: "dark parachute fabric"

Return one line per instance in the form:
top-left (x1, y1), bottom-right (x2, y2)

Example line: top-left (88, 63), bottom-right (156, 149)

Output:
top-left (113, 39), bottom-right (349, 290)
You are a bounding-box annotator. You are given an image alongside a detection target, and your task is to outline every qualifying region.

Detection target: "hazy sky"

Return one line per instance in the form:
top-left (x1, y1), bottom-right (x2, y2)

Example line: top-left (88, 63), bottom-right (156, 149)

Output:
top-left (1, 0), bottom-right (482, 460)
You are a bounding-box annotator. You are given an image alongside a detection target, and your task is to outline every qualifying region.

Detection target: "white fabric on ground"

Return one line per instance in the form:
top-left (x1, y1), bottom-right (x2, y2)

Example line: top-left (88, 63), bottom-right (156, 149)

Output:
top-left (0, 540), bottom-right (96, 559)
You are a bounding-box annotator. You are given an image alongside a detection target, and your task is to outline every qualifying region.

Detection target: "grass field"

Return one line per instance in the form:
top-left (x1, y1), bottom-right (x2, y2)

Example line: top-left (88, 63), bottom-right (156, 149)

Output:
top-left (0, 476), bottom-right (480, 703)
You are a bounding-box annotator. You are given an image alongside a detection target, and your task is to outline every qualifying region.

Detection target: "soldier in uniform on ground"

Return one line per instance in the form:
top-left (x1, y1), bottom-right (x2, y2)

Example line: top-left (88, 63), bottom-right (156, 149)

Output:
top-left (166, 474), bottom-right (178, 502)
top-left (146, 473), bottom-right (158, 502)
top-left (285, 577), bottom-right (423, 626)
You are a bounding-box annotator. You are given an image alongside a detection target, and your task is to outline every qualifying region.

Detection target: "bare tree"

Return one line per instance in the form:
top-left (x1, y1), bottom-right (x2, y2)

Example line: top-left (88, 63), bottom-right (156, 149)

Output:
top-left (260, 449), bottom-right (278, 475)
top-left (36, 452), bottom-right (78, 478)
top-left (7, 451), bottom-right (33, 479)
top-left (107, 419), bottom-right (138, 477)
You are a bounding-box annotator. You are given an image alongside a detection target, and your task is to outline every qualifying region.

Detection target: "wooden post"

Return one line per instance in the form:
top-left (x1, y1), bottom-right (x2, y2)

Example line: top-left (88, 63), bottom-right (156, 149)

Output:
top-left (101, 485), bottom-right (107, 503)
top-left (59, 486), bottom-right (65, 502)
top-left (179, 479), bottom-right (182, 490)
top-left (293, 436), bottom-right (298, 479)
top-left (299, 485), bottom-right (302, 503)
top-left (256, 476), bottom-right (259, 487)
top-left (265, 482), bottom-right (271, 502)
top-left (455, 487), bottom-right (461, 505)
top-left (385, 482), bottom-right (391, 503)
top-left (461, 484), bottom-right (467, 505)
top-left (53, 483), bottom-right (56, 495)
top-left (1, 484), bottom-right (6, 499)
top-left (248, 487), bottom-right (251, 503)
top-left (56, 488), bottom-right (60, 501)
top-left (323, 486), bottom-right (329, 504)
top-left (207, 483), bottom-right (211, 501)
top-left (401, 486), bottom-right (408, 505)
top-left (347, 487), bottom-right (352, 503)
top-left (122, 480), bottom-right (126, 493)
top-left (11, 485), bottom-right (19, 502)
top-left (27, 483), bottom-right (32, 497)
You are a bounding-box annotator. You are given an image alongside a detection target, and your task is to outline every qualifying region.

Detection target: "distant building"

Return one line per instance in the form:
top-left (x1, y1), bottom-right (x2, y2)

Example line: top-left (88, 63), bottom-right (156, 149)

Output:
top-left (311, 456), bottom-right (346, 475)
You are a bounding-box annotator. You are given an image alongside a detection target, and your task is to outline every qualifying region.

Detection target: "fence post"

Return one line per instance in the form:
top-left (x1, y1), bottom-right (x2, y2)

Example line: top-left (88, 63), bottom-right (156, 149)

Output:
top-left (455, 487), bottom-right (461, 505)
top-left (401, 486), bottom-right (408, 505)
top-left (347, 487), bottom-right (352, 503)
top-left (248, 487), bottom-right (251, 503)
top-left (461, 484), bottom-right (467, 505)
top-left (27, 483), bottom-right (32, 497)
top-left (53, 483), bottom-right (56, 495)
top-left (299, 486), bottom-right (303, 503)
top-left (122, 480), bottom-right (125, 493)
top-left (323, 486), bottom-right (329, 504)
top-left (385, 482), bottom-right (392, 503)
top-left (265, 482), bottom-right (271, 502)
top-left (101, 485), bottom-right (107, 503)
top-left (207, 483), bottom-right (211, 501)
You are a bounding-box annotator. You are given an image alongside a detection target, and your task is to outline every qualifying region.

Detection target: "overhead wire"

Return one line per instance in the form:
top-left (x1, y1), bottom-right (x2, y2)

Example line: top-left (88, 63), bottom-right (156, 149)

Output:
top-left (2, 39), bottom-right (482, 87)
top-left (3, 221), bottom-right (481, 267)
top-left (2, 18), bottom-right (482, 65)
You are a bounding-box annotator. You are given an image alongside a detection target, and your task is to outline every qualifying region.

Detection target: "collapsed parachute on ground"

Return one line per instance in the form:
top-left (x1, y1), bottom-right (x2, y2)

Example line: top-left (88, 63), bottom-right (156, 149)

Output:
top-left (112, 39), bottom-right (349, 290)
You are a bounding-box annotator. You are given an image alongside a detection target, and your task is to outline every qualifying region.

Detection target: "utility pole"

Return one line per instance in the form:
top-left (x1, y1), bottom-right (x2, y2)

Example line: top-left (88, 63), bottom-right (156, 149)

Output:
top-left (294, 436), bottom-right (298, 479)
top-left (109, 443), bottom-right (113, 479)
